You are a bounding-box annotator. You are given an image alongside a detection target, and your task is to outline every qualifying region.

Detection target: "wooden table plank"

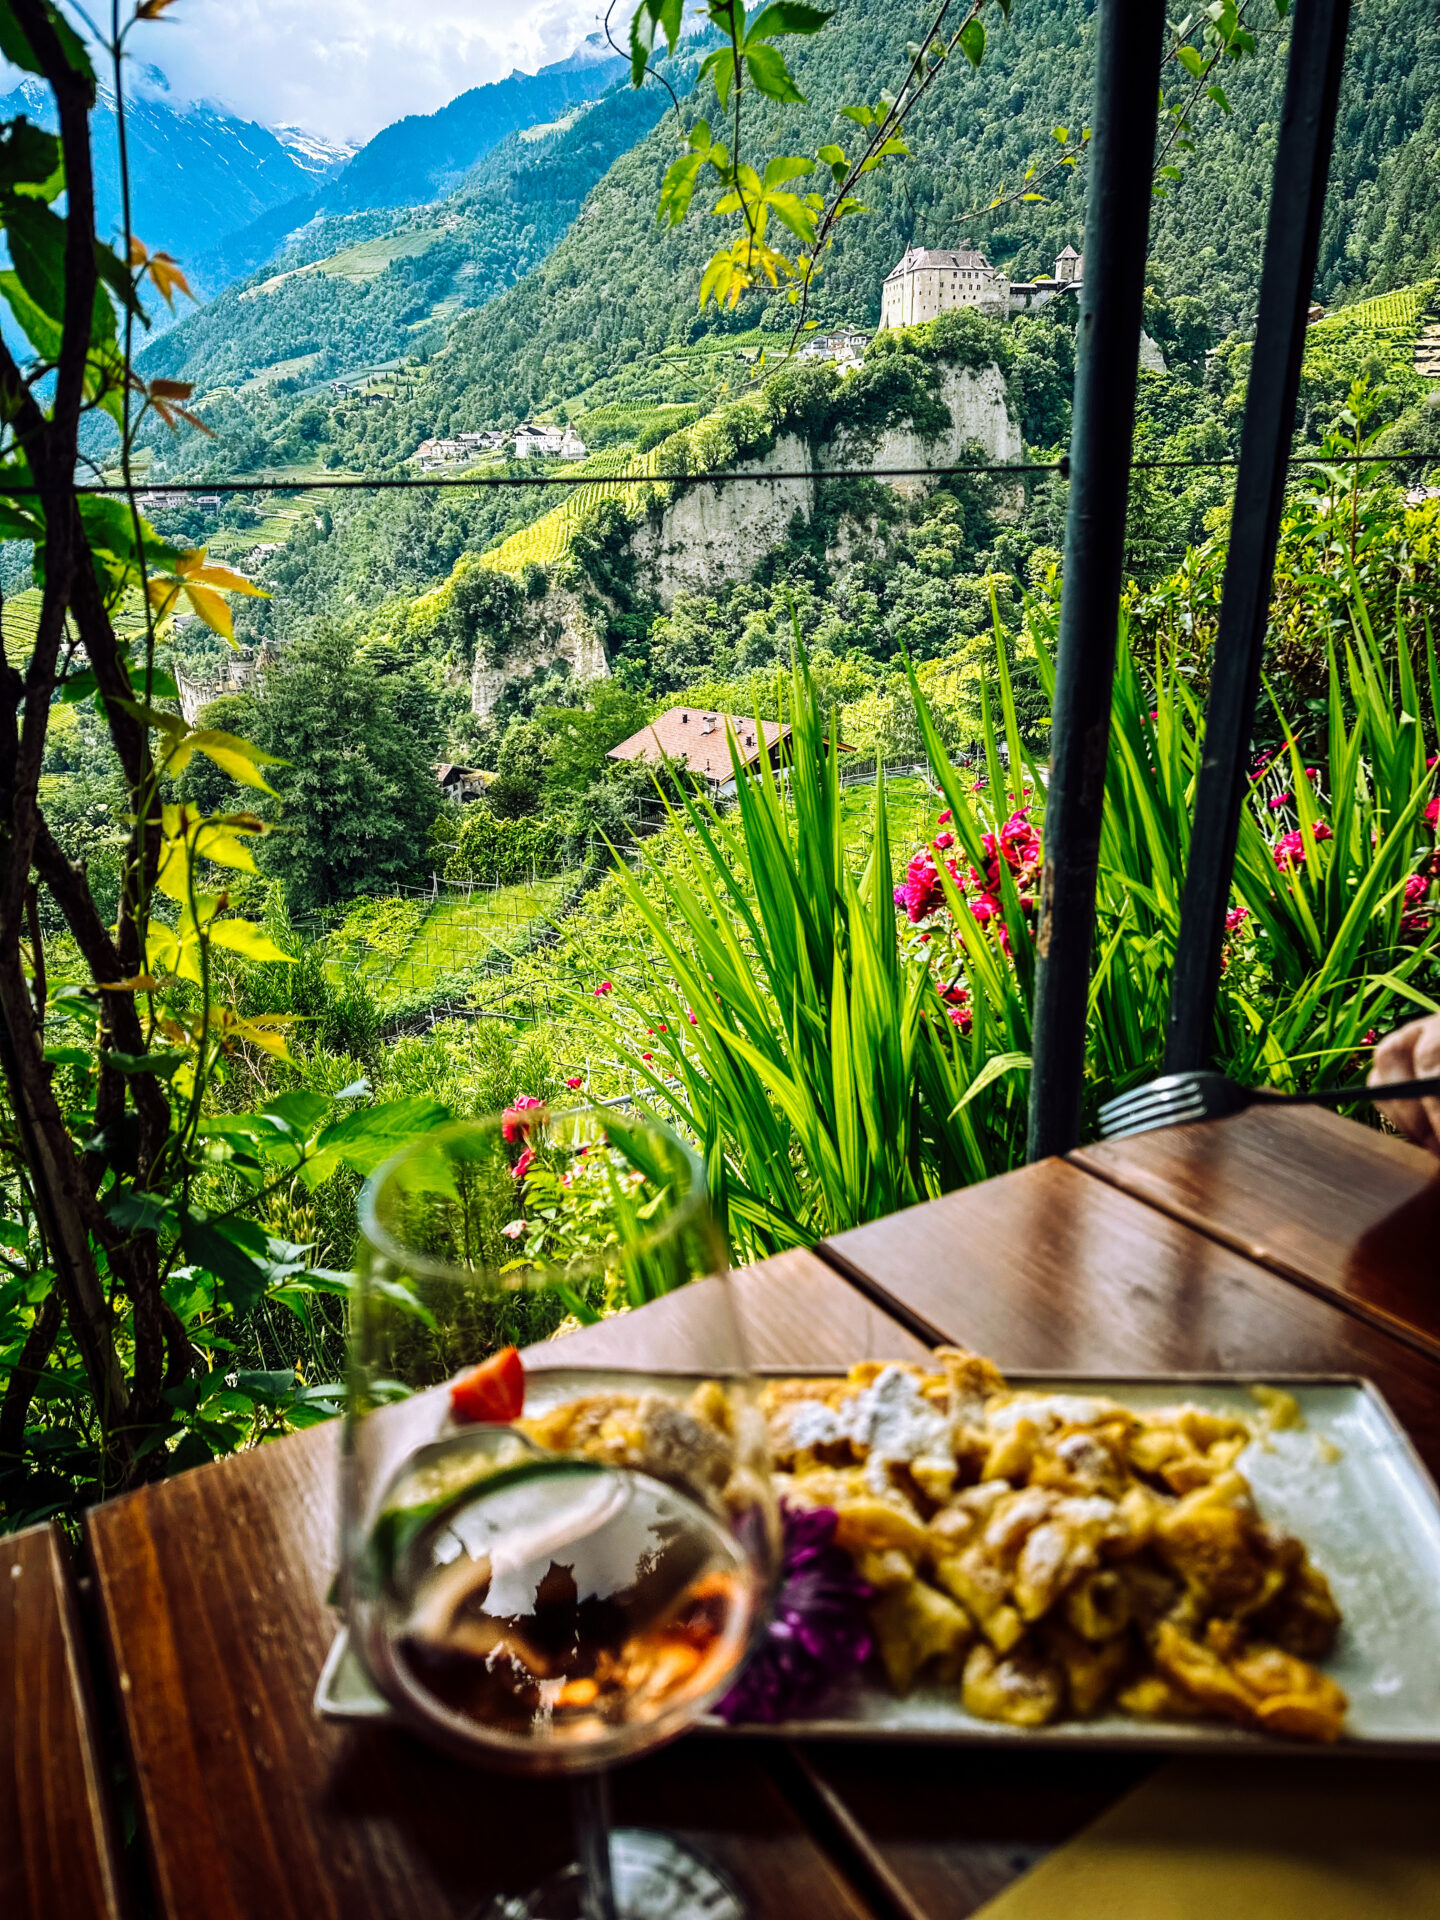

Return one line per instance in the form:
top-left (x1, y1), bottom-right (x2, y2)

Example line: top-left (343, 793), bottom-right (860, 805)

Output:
top-left (820, 1156), bottom-right (1440, 1480)
top-left (85, 1249), bottom-right (925, 1920)
top-left (1, 1524), bottom-right (127, 1920)
top-left (1071, 1105), bottom-right (1440, 1362)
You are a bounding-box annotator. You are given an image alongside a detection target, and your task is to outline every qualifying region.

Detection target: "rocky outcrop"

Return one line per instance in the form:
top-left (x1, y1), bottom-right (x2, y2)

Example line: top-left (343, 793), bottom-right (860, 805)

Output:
top-left (470, 584), bottom-right (607, 719)
top-left (631, 362), bottom-right (1021, 613)
top-left (471, 358), bottom-right (1022, 709)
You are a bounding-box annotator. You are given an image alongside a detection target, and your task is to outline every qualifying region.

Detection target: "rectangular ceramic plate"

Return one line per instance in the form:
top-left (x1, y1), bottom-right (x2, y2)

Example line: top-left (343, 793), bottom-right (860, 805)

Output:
top-left (316, 1366), bottom-right (1440, 1756)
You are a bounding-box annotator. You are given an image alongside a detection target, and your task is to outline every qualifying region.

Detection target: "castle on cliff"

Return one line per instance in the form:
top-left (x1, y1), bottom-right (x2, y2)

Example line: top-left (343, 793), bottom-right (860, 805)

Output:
top-left (880, 243), bottom-right (1082, 329)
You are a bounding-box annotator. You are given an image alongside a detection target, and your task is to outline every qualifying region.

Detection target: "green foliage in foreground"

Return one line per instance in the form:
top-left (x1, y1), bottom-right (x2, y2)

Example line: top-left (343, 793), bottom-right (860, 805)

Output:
top-left (586, 576), bottom-right (1438, 1258)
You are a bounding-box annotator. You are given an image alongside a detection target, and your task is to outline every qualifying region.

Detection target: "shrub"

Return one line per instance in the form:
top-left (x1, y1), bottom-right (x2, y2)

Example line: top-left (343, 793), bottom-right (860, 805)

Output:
top-left (444, 808), bottom-right (563, 886)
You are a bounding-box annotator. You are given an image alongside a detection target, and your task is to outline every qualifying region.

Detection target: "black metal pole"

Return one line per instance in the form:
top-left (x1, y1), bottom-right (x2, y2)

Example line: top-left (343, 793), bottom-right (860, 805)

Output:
top-left (1165, 0), bottom-right (1351, 1071)
top-left (1026, 0), bottom-right (1165, 1162)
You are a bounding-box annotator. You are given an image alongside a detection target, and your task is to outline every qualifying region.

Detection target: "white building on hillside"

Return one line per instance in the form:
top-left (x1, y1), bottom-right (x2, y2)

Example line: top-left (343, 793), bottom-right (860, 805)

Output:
top-left (797, 327), bottom-right (869, 367)
top-left (880, 246), bottom-right (1010, 328)
top-left (513, 423), bottom-right (588, 460)
top-left (881, 243), bottom-right (1086, 329)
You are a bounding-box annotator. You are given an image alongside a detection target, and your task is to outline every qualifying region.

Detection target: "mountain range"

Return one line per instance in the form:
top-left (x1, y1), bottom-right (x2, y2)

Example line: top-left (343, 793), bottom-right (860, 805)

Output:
top-left (1, 32), bottom-right (630, 300)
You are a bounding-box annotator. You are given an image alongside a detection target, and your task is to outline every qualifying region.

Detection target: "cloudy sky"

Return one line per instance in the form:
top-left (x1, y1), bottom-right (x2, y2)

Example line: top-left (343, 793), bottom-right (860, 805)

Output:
top-left (94, 0), bottom-right (615, 146)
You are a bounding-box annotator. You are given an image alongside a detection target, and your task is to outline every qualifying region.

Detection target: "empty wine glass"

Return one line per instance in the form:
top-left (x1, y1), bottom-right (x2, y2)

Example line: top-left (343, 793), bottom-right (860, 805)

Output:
top-left (343, 1101), bottom-right (777, 1919)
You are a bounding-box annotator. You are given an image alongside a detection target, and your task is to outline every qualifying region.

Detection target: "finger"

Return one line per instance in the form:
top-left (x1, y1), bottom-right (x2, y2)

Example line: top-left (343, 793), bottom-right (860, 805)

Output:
top-left (1368, 1023), bottom-right (1435, 1148)
top-left (1368, 1022), bottom-right (1419, 1086)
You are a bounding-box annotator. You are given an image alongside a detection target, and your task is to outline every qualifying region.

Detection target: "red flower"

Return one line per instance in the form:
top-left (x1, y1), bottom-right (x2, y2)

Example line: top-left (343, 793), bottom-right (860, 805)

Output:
top-left (932, 831), bottom-right (955, 851)
top-left (564, 1076), bottom-right (583, 1089)
top-left (1305, 767), bottom-right (1320, 781)
top-left (894, 851), bottom-right (944, 922)
top-left (642, 1051), bottom-right (653, 1061)
top-left (1362, 1029), bottom-right (1379, 1047)
top-left (937, 809), bottom-right (952, 825)
top-left (1268, 792), bottom-right (1292, 811)
top-left (1425, 796), bottom-right (1440, 829)
top-left (511, 1146), bottom-right (535, 1181)
top-left (1405, 874), bottom-right (1428, 907)
top-left (1224, 905), bottom-right (1250, 931)
top-left (501, 1094), bottom-right (545, 1144)
top-left (1272, 822), bottom-right (1332, 869)
top-left (594, 980), bottom-right (613, 996)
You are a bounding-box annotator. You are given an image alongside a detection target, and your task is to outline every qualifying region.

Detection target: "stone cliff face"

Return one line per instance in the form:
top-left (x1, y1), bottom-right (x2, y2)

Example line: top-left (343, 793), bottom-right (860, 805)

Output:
top-left (630, 363), bottom-right (1021, 612)
top-left (470, 584), bottom-right (607, 719)
top-left (471, 360), bottom-right (1020, 715)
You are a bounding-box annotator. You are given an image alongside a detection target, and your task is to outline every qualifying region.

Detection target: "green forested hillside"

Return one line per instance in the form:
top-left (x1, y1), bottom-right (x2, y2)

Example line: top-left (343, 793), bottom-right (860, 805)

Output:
top-left (138, 77), bottom-right (678, 399)
top-left (406, 0), bottom-right (1440, 430)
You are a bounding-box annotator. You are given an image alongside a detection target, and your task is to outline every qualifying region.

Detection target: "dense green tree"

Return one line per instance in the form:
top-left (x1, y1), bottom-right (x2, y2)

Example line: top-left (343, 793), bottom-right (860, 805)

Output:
top-left (537, 681), bottom-right (652, 800)
top-left (248, 627), bottom-right (444, 911)
top-left (487, 718), bottom-right (549, 820)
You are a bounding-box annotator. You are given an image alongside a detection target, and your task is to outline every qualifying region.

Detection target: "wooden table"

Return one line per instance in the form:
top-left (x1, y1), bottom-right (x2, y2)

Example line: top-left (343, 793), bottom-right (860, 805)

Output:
top-left (6, 1108), bottom-right (1438, 1920)
top-left (0, 1524), bottom-right (126, 1920)
top-left (1072, 1104), bottom-right (1440, 1362)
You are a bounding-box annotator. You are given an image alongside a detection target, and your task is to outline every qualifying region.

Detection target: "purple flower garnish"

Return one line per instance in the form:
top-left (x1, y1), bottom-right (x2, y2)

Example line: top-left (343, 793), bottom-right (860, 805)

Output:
top-left (716, 1503), bottom-right (873, 1724)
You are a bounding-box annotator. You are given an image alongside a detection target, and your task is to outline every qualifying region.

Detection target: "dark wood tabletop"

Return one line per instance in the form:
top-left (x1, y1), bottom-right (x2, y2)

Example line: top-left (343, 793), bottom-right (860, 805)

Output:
top-left (4, 1114), bottom-right (1436, 1920)
top-left (0, 1523), bottom-right (126, 1920)
top-left (1071, 1105), bottom-right (1440, 1361)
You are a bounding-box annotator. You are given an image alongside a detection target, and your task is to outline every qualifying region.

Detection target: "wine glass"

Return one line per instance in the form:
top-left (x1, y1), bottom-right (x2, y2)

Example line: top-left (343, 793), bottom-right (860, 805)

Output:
top-left (343, 1101), bottom-right (778, 1919)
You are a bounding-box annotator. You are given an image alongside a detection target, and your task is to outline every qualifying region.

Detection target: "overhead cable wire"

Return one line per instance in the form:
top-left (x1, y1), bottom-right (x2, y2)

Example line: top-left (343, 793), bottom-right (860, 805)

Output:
top-left (28, 446), bottom-right (1440, 497)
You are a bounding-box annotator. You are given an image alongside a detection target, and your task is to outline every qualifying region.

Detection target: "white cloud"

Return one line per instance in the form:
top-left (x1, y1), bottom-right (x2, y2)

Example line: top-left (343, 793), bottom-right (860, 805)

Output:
top-left (115, 0), bottom-right (614, 144)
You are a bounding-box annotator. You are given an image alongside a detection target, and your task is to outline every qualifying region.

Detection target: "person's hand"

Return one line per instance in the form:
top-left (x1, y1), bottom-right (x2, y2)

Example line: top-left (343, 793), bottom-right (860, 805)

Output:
top-left (1369, 1015), bottom-right (1440, 1156)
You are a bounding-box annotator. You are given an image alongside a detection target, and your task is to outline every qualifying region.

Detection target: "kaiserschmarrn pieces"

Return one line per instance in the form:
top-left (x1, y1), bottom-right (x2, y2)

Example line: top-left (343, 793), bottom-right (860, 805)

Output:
top-left (530, 1349), bottom-right (1347, 1741)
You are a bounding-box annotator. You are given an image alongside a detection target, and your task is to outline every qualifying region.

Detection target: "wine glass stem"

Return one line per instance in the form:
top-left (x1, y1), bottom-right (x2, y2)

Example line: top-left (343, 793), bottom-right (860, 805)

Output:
top-left (571, 1770), bottom-right (618, 1920)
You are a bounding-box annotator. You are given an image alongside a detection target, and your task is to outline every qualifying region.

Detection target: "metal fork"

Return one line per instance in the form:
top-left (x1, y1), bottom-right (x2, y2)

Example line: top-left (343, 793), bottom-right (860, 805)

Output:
top-left (1097, 1070), bottom-right (1440, 1141)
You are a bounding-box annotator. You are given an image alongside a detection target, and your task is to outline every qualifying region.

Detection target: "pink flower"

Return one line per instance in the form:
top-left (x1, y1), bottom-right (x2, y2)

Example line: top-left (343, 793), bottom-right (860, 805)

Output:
top-left (937, 809), bottom-right (952, 825)
top-left (501, 1095), bottom-right (545, 1144)
top-left (933, 831), bottom-right (955, 851)
top-left (1404, 874), bottom-right (1428, 907)
top-left (1268, 792), bottom-right (1292, 811)
top-left (686, 1009), bottom-right (698, 1025)
top-left (594, 980), bottom-right (613, 996)
top-left (1362, 1029), bottom-right (1378, 1047)
top-left (1305, 767), bottom-right (1320, 781)
top-left (970, 891), bottom-right (1002, 924)
top-left (1428, 756), bottom-right (1438, 771)
top-left (1425, 796), bottom-right (1440, 829)
top-left (564, 1076), bottom-right (583, 1089)
top-left (1149, 707), bottom-right (1159, 721)
top-left (1224, 905), bottom-right (1250, 931)
top-left (511, 1146), bottom-right (535, 1181)
top-left (895, 851), bottom-right (944, 922)
top-left (501, 1219), bottom-right (526, 1239)
top-left (1272, 822), bottom-right (1333, 870)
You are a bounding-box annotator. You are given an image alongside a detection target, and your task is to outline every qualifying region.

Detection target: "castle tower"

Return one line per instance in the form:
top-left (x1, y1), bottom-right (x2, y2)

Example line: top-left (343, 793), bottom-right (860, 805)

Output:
top-left (1054, 244), bottom-right (1082, 285)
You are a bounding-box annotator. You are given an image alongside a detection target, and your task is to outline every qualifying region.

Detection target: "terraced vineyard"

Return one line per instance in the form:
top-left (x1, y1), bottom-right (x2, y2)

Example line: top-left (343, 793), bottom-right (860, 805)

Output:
top-left (480, 447), bottom-right (664, 578)
top-left (326, 876), bottom-right (578, 1006)
top-left (1311, 285), bottom-right (1426, 338)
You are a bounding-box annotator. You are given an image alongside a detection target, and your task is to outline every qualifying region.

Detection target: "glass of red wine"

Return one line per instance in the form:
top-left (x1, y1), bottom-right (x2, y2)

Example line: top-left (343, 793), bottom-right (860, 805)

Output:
top-left (343, 1101), bottom-right (778, 1919)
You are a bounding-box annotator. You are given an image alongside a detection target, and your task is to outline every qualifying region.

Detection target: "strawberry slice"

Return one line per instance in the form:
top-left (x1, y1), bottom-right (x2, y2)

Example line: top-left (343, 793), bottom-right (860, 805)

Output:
top-left (450, 1345), bottom-right (525, 1424)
